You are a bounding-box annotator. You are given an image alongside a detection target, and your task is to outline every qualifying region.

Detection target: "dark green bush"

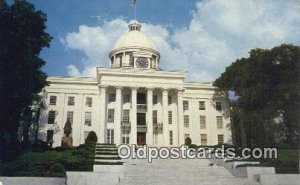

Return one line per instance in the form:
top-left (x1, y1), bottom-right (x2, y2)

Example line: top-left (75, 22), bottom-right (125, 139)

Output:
top-left (185, 137), bottom-right (192, 146)
top-left (85, 131), bottom-right (98, 144)
top-left (48, 163), bottom-right (66, 176)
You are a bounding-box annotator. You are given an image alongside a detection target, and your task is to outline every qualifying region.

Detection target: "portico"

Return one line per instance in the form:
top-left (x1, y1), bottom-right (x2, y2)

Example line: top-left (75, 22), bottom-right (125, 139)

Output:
top-left (98, 83), bottom-right (186, 146)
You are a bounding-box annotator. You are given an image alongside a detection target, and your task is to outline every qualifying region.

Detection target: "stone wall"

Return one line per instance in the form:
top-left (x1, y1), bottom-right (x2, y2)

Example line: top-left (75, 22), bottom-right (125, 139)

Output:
top-left (0, 177), bottom-right (65, 185)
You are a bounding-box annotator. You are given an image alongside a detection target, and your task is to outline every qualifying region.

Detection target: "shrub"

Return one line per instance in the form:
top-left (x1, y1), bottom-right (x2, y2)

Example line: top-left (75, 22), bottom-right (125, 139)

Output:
top-left (189, 144), bottom-right (197, 149)
top-left (85, 131), bottom-right (98, 144)
top-left (48, 163), bottom-right (66, 176)
top-left (185, 137), bottom-right (192, 146)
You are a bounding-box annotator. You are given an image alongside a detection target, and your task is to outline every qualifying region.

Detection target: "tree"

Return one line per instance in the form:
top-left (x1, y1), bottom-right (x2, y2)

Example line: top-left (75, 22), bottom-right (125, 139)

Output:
top-left (214, 44), bottom-right (300, 148)
top-left (0, 0), bottom-right (52, 154)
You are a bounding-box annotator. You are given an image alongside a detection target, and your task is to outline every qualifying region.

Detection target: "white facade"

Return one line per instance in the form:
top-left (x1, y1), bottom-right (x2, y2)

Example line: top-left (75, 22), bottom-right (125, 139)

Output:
top-left (38, 23), bottom-right (231, 147)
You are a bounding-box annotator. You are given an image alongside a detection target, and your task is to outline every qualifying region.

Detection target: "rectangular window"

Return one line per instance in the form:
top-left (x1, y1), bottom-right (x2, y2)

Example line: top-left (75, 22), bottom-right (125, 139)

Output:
top-left (123, 94), bottom-right (130, 103)
top-left (84, 131), bottom-right (90, 140)
top-left (68, 96), bottom-right (75, 106)
top-left (85, 112), bottom-right (92, 126)
top-left (153, 110), bottom-right (157, 124)
top-left (137, 113), bottom-right (146, 125)
top-left (169, 130), bottom-right (173, 145)
top-left (184, 115), bottom-right (189, 128)
top-left (122, 110), bottom-right (130, 123)
top-left (47, 130), bottom-right (54, 143)
top-left (108, 109), bottom-right (115, 122)
top-left (154, 131), bottom-right (158, 145)
top-left (168, 111), bottom-right (172, 124)
top-left (49, 96), bottom-right (57, 105)
top-left (48, 111), bottom-right (55, 124)
top-left (183, 101), bottom-right (189, 111)
top-left (67, 111), bottom-right (73, 124)
top-left (168, 96), bottom-right (172, 105)
top-left (108, 94), bottom-right (116, 102)
top-left (86, 97), bottom-right (93, 107)
top-left (107, 129), bottom-right (114, 144)
top-left (216, 116), bottom-right (223, 128)
top-left (153, 95), bottom-right (158, 105)
top-left (200, 116), bottom-right (206, 129)
top-left (217, 134), bottom-right (224, 144)
top-left (122, 129), bottom-right (130, 144)
top-left (199, 101), bottom-right (205, 110)
top-left (201, 134), bottom-right (207, 145)
top-left (216, 102), bottom-right (222, 111)
top-left (184, 134), bottom-right (190, 139)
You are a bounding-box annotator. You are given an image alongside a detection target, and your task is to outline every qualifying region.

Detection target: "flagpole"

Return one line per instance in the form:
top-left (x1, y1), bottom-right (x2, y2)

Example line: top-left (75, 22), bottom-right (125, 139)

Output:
top-left (134, 3), bottom-right (137, 23)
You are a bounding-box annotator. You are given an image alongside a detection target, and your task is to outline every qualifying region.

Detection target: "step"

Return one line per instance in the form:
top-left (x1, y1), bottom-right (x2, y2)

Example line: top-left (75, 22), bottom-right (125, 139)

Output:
top-left (94, 161), bottom-right (124, 165)
top-left (95, 148), bottom-right (118, 151)
top-left (95, 159), bottom-right (122, 163)
top-left (95, 151), bottom-right (119, 155)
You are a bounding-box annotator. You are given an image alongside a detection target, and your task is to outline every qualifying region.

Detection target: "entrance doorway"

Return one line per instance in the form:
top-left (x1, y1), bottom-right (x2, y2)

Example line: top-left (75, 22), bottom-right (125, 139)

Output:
top-left (137, 132), bottom-right (146, 145)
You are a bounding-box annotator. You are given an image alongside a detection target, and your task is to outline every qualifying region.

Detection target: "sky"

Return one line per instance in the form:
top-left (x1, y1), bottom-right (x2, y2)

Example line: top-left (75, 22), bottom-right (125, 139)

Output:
top-left (8, 0), bottom-right (300, 82)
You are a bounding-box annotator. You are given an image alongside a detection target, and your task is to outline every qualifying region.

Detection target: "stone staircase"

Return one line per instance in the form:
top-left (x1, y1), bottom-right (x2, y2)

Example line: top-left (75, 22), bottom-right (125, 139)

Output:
top-left (118, 158), bottom-right (248, 185)
top-left (94, 143), bottom-right (123, 165)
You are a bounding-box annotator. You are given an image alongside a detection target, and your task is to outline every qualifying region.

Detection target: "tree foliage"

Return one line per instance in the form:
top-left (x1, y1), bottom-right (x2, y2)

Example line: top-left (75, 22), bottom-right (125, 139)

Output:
top-left (0, 0), bottom-right (52, 152)
top-left (214, 44), bottom-right (300, 147)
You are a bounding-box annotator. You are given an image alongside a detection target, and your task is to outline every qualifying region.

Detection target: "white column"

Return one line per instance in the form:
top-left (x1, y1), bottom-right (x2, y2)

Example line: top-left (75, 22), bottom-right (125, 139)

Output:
top-left (131, 87), bottom-right (138, 144)
top-left (177, 89), bottom-right (184, 145)
top-left (115, 86), bottom-right (122, 145)
top-left (147, 87), bottom-right (154, 145)
top-left (162, 88), bottom-right (169, 145)
top-left (99, 85), bottom-right (107, 143)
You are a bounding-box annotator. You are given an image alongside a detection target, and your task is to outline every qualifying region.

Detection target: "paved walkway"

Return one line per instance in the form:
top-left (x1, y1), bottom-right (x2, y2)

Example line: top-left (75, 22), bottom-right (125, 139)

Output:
top-left (118, 158), bottom-right (247, 185)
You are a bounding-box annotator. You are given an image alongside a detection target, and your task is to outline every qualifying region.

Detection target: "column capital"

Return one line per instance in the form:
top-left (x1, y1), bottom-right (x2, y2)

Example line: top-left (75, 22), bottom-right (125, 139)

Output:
top-left (146, 86), bottom-right (155, 91)
top-left (177, 88), bottom-right (185, 92)
top-left (131, 86), bottom-right (139, 91)
top-left (115, 86), bottom-right (123, 90)
top-left (161, 87), bottom-right (169, 92)
top-left (98, 84), bottom-right (108, 88)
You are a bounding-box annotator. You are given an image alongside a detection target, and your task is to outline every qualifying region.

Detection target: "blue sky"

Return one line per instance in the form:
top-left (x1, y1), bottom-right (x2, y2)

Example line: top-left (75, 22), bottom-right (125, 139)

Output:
top-left (8, 0), bottom-right (300, 82)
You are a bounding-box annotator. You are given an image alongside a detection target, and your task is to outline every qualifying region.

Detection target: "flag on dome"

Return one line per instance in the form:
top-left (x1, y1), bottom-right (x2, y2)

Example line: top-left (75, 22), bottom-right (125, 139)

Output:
top-left (130, 0), bottom-right (136, 7)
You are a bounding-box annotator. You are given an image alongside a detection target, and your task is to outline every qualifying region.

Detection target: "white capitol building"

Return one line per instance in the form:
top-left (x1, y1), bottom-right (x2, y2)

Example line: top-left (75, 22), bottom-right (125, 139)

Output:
top-left (38, 23), bottom-right (232, 147)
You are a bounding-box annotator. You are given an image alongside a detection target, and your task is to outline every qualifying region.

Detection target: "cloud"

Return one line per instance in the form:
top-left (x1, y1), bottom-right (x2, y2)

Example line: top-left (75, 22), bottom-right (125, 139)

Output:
top-left (62, 0), bottom-right (300, 82)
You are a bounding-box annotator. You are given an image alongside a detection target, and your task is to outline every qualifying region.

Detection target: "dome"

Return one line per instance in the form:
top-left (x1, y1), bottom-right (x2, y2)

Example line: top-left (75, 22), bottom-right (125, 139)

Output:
top-left (113, 23), bottom-right (156, 51)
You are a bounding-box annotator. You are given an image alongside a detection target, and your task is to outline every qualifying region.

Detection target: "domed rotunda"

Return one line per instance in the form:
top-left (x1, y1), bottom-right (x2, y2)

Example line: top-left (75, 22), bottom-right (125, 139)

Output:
top-left (109, 23), bottom-right (160, 70)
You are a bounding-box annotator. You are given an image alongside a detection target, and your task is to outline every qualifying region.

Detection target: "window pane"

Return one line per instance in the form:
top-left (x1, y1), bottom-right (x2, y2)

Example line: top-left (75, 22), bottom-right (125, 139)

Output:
top-left (109, 94), bottom-right (116, 102)
top-left (200, 116), bottom-right (206, 129)
top-left (217, 116), bottom-right (223, 128)
top-left (123, 94), bottom-right (130, 103)
top-left (153, 110), bottom-right (157, 124)
top-left (86, 97), bottom-right (92, 107)
top-left (201, 134), bottom-right (207, 145)
top-left (153, 95), bottom-right (158, 105)
top-left (218, 134), bottom-right (224, 144)
top-left (85, 112), bottom-right (92, 126)
top-left (50, 96), bottom-right (57, 105)
top-left (122, 110), bottom-right (130, 123)
top-left (168, 96), bottom-right (172, 105)
top-left (68, 96), bottom-right (75, 106)
top-left (48, 111), bottom-right (55, 124)
top-left (169, 131), bottom-right (173, 145)
top-left (168, 111), bottom-right (172, 124)
top-left (108, 109), bottom-right (115, 122)
top-left (183, 101), bottom-right (189, 111)
top-left (184, 115), bottom-right (189, 128)
top-left (199, 101), bottom-right (205, 110)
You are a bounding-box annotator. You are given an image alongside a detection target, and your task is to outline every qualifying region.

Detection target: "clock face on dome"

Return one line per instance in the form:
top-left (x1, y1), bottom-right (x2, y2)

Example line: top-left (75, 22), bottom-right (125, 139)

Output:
top-left (136, 57), bottom-right (149, 68)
